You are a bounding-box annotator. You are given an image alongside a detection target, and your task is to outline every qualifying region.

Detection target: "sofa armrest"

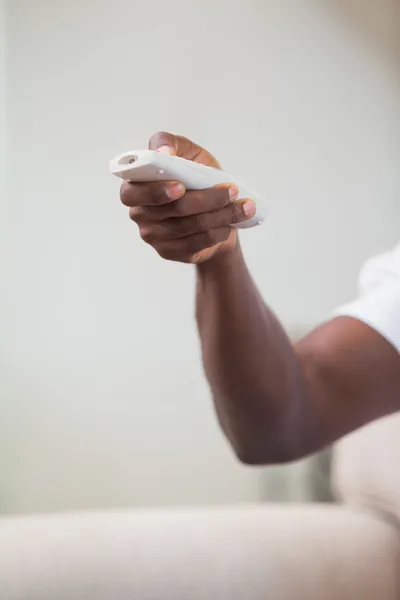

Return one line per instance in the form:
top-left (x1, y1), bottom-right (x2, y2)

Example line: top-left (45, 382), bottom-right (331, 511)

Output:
top-left (0, 505), bottom-right (398, 600)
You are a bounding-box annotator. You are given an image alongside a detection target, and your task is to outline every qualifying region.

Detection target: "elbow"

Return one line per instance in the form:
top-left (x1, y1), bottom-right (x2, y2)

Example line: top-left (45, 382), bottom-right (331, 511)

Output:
top-left (229, 431), bottom-right (306, 466)
top-left (226, 408), bottom-right (310, 466)
top-left (217, 376), bottom-right (313, 466)
top-left (233, 442), bottom-right (302, 466)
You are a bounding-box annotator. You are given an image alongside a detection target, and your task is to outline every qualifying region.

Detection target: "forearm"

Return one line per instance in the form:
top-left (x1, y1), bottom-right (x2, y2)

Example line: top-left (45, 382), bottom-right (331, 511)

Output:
top-left (196, 245), bottom-right (309, 464)
top-left (196, 244), bottom-right (400, 464)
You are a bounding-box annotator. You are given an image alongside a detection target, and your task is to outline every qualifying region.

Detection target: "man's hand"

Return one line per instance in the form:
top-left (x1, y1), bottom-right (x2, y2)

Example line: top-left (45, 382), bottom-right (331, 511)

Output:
top-left (120, 132), bottom-right (256, 264)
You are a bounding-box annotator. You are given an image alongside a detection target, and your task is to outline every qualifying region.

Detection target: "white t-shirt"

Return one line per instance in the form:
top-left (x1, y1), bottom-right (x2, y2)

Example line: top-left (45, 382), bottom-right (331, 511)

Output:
top-left (334, 244), bottom-right (400, 352)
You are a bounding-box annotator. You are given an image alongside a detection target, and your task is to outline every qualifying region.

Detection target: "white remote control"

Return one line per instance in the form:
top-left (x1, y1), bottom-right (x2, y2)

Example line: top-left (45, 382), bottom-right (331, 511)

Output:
top-left (109, 150), bottom-right (267, 229)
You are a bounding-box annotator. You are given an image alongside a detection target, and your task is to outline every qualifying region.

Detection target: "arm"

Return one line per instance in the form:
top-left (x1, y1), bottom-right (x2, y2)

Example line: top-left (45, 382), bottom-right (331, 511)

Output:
top-left (196, 245), bottom-right (400, 464)
top-left (120, 132), bottom-right (400, 465)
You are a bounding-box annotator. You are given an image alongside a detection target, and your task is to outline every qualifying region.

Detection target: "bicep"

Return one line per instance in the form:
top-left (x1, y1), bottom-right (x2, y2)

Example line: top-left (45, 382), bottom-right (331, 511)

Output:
top-left (295, 316), bottom-right (400, 452)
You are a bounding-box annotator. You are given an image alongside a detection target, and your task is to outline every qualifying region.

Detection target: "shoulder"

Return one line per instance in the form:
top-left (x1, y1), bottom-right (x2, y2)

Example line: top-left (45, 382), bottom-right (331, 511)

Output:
top-left (334, 244), bottom-right (400, 352)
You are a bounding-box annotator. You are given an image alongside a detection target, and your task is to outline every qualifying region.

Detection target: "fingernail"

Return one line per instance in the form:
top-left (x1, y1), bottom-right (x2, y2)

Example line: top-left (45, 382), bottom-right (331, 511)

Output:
top-left (243, 201), bottom-right (256, 218)
top-left (228, 186), bottom-right (239, 201)
top-left (158, 145), bottom-right (173, 155)
top-left (166, 182), bottom-right (185, 199)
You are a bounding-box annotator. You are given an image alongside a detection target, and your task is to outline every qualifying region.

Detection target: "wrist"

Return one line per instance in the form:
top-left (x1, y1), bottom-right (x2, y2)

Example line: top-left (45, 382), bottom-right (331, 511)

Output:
top-left (196, 243), bottom-right (244, 277)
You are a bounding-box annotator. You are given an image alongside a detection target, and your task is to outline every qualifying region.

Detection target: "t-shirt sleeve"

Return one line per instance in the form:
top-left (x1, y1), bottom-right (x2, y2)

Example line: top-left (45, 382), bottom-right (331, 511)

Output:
top-left (333, 244), bottom-right (400, 352)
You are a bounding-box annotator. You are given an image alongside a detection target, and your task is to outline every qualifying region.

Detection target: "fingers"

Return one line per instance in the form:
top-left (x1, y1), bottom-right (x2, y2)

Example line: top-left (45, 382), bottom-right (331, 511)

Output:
top-left (126, 184), bottom-right (237, 221)
top-left (164, 185), bottom-right (236, 218)
top-left (134, 200), bottom-right (254, 243)
top-left (154, 228), bottom-right (232, 263)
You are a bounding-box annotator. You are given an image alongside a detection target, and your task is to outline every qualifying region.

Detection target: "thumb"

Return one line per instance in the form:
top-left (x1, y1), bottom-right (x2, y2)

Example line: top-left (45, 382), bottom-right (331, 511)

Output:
top-left (148, 131), bottom-right (221, 168)
top-left (149, 131), bottom-right (179, 156)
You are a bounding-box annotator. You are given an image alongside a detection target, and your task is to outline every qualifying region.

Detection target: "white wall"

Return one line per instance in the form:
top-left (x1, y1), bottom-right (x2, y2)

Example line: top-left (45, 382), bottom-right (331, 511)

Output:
top-left (0, 0), bottom-right (5, 205)
top-left (1, 0), bottom-right (399, 513)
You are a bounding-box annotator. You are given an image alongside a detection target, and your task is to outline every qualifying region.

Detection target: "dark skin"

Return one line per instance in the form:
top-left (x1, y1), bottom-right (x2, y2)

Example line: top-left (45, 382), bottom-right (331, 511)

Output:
top-left (120, 132), bottom-right (400, 465)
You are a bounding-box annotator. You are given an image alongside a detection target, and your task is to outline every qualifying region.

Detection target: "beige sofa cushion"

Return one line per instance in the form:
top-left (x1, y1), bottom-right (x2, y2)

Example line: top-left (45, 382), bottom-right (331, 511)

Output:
top-left (0, 505), bottom-right (398, 600)
top-left (332, 412), bottom-right (400, 520)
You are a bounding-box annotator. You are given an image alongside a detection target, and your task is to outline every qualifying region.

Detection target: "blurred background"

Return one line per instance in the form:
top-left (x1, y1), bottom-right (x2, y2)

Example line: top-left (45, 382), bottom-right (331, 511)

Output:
top-left (0, 0), bottom-right (398, 514)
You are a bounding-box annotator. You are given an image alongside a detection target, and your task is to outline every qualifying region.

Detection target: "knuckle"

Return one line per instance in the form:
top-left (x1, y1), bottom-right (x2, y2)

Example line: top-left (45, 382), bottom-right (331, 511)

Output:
top-left (200, 189), bottom-right (227, 212)
top-left (156, 246), bottom-right (168, 260)
top-left (129, 207), bottom-right (142, 223)
top-left (139, 226), bottom-right (156, 244)
top-left (170, 198), bottom-right (186, 217)
top-left (213, 186), bottom-right (231, 209)
top-left (194, 213), bottom-right (209, 233)
top-left (140, 223), bottom-right (171, 244)
top-left (169, 219), bottom-right (187, 238)
top-left (156, 243), bottom-right (176, 262)
top-left (229, 204), bottom-right (241, 224)
top-left (120, 182), bottom-right (135, 206)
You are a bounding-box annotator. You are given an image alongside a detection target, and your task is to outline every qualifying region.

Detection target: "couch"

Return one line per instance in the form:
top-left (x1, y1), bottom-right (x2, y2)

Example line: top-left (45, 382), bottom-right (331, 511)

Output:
top-left (0, 413), bottom-right (399, 600)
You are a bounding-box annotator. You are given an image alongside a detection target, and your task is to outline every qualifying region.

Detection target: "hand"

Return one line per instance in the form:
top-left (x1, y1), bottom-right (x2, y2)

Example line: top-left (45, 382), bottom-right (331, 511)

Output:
top-left (120, 132), bottom-right (256, 264)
